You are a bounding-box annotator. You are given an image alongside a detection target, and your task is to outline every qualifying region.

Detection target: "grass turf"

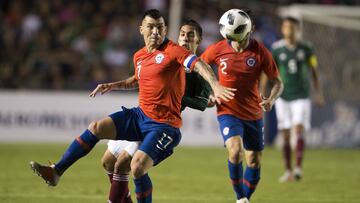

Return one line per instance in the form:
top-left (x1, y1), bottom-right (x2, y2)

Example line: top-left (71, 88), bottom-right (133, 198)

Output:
top-left (0, 143), bottom-right (359, 203)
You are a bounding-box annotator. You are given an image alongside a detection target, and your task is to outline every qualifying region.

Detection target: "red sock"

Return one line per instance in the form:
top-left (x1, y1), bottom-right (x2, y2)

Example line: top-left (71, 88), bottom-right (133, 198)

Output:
top-left (108, 174), bottom-right (130, 203)
top-left (283, 142), bottom-right (292, 170)
top-left (124, 193), bottom-right (133, 203)
top-left (106, 171), bottom-right (113, 184)
top-left (296, 136), bottom-right (305, 168)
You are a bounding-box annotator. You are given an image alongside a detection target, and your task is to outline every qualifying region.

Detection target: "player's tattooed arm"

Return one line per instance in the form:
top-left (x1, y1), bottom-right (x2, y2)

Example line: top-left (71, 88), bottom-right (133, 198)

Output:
top-left (112, 75), bottom-right (139, 90)
top-left (268, 75), bottom-right (283, 101)
top-left (89, 75), bottom-right (138, 97)
top-left (193, 59), bottom-right (236, 104)
top-left (259, 75), bottom-right (283, 111)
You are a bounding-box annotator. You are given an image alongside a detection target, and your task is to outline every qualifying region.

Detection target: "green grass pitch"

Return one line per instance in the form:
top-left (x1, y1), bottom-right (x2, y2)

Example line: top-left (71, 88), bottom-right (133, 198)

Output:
top-left (0, 143), bottom-right (359, 203)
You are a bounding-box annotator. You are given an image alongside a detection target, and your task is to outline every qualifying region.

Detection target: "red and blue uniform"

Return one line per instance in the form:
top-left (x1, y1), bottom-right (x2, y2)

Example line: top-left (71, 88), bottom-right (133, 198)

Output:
top-left (201, 38), bottom-right (279, 201)
top-left (110, 39), bottom-right (198, 164)
top-left (201, 39), bottom-right (279, 150)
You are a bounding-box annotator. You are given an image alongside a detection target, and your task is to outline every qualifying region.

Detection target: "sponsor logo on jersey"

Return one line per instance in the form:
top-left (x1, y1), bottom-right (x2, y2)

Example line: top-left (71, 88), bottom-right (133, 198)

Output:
top-left (246, 57), bottom-right (256, 67)
top-left (155, 53), bottom-right (165, 64)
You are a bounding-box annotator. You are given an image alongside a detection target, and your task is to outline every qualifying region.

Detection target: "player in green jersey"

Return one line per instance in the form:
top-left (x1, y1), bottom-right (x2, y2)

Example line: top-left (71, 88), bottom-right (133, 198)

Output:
top-left (271, 16), bottom-right (325, 182)
top-left (101, 19), bottom-right (211, 203)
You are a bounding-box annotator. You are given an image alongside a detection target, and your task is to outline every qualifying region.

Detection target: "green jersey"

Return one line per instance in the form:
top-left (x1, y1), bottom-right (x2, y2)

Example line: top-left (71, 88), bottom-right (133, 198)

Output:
top-left (271, 39), bottom-right (316, 101)
top-left (181, 72), bottom-right (211, 111)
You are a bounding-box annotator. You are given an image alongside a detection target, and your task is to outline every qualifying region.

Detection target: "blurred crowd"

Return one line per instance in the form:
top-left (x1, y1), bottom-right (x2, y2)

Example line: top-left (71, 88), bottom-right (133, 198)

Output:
top-left (0, 0), bottom-right (357, 90)
top-left (0, 0), bottom-right (154, 90)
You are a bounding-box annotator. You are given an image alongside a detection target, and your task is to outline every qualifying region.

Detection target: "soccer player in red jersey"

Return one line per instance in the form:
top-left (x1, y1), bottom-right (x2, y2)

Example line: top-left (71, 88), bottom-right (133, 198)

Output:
top-left (102, 19), bottom-right (211, 203)
top-left (201, 9), bottom-right (283, 203)
top-left (29, 9), bottom-right (235, 203)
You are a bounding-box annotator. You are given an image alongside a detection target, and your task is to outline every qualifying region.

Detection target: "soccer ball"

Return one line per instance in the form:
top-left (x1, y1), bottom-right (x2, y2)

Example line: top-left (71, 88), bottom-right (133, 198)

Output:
top-left (219, 9), bottom-right (252, 42)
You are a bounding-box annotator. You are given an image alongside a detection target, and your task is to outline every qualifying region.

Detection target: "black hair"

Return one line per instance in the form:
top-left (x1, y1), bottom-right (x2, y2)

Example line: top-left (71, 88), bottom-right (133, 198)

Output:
top-left (240, 8), bottom-right (255, 26)
top-left (142, 9), bottom-right (167, 25)
top-left (181, 19), bottom-right (203, 39)
top-left (283, 16), bottom-right (300, 26)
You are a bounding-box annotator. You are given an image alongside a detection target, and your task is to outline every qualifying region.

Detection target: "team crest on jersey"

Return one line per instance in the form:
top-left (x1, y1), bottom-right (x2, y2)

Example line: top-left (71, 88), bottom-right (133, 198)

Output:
top-left (223, 127), bottom-right (229, 136)
top-left (155, 53), bottom-right (165, 64)
top-left (279, 53), bottom-right (287, 61)
top-left (296, 50), bottom-right (305, 60)
top-left (246, 57), bottom-right (256, 67)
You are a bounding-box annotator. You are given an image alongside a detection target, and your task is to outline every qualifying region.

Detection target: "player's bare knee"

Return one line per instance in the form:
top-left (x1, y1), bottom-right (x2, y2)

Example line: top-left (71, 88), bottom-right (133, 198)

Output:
top-left (130, 160), bottom-right (145, 178)
top-left (283, 136), bottom-right (290, 144)
top-left (246, 152), bottom-right (262, 168)
top-left (295, 125), bottom-right (304, 135)
top-left (114, 153), bottom-right (132, 174)
top-left (88, 121), bottom-right (100, 136)
top-left (247, 158), bottom-right (261, 168)
top-left (101, 157), bottom-right (113, 172)
top-left (228, 147), bottom-right (244, 163)
top-left (131, 164), bottom-right (145, 178)
top-left (101, 151), bottom-right (116, 172)
top-left (282, 131), bottom-right (291, 143)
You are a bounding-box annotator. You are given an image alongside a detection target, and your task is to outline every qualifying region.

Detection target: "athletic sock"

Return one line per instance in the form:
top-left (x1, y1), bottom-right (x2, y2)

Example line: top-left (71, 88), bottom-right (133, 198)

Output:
top-left (106, 170), bottom-right (113, 184)
top-left (108, 174), bottom-right (130, 203)
top-left (295, 136), bottom-right (305, 168)
top-left (243, 166), bottom-right (260, 199)
top-left (228, 160), bottom-right (245, 200)
top-left (55, 129), bottom-right (99, 175)
top-left (134, 173), bottom-right (152, 203)
top-left (122, 192), bottom-right (133, 203)
top-left (124, 192), bottom-right (133, 203)
top-left (283, 142), bottom-right (292, 171)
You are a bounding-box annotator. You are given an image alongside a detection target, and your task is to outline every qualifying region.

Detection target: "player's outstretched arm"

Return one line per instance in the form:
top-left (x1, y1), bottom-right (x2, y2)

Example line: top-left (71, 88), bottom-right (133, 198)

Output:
top-left (89, 75), bottom-right (138, 97)
top-left (259, 75), bottom-right (283, 111)
top-left (193, 59), bottom-right (236, 104)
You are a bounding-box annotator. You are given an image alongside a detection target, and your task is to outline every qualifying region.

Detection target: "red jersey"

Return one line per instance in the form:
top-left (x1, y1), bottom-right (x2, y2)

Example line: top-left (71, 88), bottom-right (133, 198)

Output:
top-left (201, 39), bottom-right (279, 120)
top-left (133, 39), bottom-right (198, 128)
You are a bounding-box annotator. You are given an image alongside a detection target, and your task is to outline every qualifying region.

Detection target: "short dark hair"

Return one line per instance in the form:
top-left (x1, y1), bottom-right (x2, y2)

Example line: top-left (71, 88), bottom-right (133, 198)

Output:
top-left (240, 8), bottom-right (254, 26)
top-left (142, 9), bottom-right (167, 25)
top-left (181, 19), bottom-right (203, 39)
top-left (283, 16), bottom-right (300, 26)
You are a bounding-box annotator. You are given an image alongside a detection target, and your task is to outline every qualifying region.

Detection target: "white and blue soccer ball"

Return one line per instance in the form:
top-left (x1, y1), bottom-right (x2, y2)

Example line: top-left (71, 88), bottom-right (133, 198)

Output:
top-left (219, 9), bottom-right (252, 42)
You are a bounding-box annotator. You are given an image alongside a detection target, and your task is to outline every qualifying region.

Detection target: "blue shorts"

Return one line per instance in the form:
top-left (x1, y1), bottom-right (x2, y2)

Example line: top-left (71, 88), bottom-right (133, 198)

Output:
top-left (109, 107), bottom-right (181, 165)
top-left (217, 114), bottom-right (264, 151)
